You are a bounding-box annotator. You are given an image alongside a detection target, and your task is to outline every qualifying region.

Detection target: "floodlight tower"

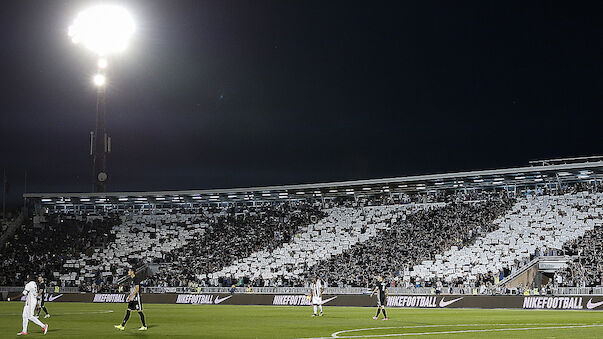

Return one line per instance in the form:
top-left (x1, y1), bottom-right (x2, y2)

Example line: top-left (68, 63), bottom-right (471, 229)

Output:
top-left (68, 5), bottom-right (134, 192)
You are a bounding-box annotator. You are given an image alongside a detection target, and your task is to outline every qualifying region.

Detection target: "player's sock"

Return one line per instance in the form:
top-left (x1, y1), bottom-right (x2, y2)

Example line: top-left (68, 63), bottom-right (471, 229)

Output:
top-left (29, 315), bottom-right (45, 328)
top-left (121, 310), bottom-right (131, 326)
top-left (313, 305), bottom-right (317, 315)
top-left (382, 309), bottom-right (387, 318)
top-left (319, 305), bottom-right (323, 314)
top-left (139, 312), bottom-right (147, 327)
top-left (42, 306), bottom-right (49, 315)
top-left (375, 308), bottom-right (381, 317)
top-left (22, 317), bottom-right (28, 333)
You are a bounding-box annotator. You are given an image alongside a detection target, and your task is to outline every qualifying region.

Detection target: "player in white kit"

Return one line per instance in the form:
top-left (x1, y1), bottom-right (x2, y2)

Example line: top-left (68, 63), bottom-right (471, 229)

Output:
top-left (310, 277), bottom-right (324, 317)
top-left (10, 275), bottom-right (48, 335)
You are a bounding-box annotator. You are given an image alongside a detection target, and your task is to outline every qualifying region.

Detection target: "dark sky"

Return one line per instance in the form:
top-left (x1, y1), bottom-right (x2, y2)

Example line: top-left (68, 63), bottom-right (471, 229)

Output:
top-left (1, 0), bottom-right (602, 204)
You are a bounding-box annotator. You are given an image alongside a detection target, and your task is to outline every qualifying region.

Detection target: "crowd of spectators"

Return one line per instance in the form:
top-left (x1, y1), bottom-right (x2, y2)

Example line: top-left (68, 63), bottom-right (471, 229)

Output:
top-left (150, 201), bottom-right (325, 287)
top-left (558, 224), bottom-right (603, 287)
top-left (0, 213), bottom-right (119, 287)
top-left (305, 198), bottom-right (514, 287)
top-left (1, 180), bottom-right (602, 292)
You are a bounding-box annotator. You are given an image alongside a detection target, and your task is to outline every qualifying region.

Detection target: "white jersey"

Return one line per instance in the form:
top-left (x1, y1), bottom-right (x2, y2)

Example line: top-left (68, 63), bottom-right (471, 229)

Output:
top-left (311, 280), bottom-right (323, 298)
top-left (23, 281), bottom-right (38, 306)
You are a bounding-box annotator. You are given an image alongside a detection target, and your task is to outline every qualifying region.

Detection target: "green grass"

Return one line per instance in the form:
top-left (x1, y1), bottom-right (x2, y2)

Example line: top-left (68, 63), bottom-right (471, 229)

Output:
top-left (1, 302), bottom-right (603, 338)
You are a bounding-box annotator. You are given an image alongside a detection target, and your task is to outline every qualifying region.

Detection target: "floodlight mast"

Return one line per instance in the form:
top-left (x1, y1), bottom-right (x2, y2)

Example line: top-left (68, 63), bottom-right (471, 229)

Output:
top-left (69, 5), bottom-right (134, 192)
top-left (92, 66), bottom-right (108, 192)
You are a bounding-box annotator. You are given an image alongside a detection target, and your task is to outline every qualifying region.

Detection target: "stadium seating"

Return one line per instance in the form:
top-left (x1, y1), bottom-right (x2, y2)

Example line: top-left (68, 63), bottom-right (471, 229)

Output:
top-left (2, 184), bottom-right (603, 291)
top-left (410, 192), bottom-right (603, 285)
top-left (211, 203), bottom-right (434, 286)
top-left (68, 212), bottom-right (210, 286)
top-left (559, 222), bottom-right (603, 287)
top-left (0, 214), bottom-right (119, 287)
top-left (290, 199), bottom-right (512, 287)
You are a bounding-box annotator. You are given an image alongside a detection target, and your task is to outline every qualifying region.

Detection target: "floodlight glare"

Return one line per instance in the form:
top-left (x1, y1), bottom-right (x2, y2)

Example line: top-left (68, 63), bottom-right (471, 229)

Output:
top-left (93, 74), bottom-right (106, 86)
top-left (68, 5), bottom-right (134, 56)
top-left (97, 58), bottom-right (108, 69)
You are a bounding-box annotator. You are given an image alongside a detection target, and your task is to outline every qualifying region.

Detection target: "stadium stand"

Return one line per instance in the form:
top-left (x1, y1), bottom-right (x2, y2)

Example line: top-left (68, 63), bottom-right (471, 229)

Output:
top-left (559, 223), bottom-right (603, 287)
top-left (2, 167), bottom-right (603, 293)
top-left (151, 202), bottom-right (324, 287)
top-left (411, 192), bottom-right (603, 288)
top-left (212, 203), bottom-right (431, 287)
top-left (0, 213), bottom-right (118, 287)
top-left (305, 197), bottom-right (513, 287)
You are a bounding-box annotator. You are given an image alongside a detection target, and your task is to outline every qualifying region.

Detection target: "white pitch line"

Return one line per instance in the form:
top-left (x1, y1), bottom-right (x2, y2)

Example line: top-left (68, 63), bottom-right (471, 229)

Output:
top-left (298, 324), bottom-right (603, 339)
top-left (0, 310), bottom-right (114, 316)
top-left (331, 323), bottom-right (588, 336)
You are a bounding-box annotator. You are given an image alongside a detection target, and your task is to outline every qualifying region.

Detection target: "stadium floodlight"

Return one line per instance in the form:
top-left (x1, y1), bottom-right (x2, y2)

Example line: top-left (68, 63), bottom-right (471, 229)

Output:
top-left (97, 58), bottom-right (108, 69)
top-left (92, 73), bottom-right (106, 86)
top-left (68, 5), bottom-right (135, 56)
top-left (70, 6), bottom-right (134, 193)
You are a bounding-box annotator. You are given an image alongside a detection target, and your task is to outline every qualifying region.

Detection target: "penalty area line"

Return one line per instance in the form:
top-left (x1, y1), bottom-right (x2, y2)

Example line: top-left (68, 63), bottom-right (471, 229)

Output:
top-left (297, 324), bottom-right (603, 339)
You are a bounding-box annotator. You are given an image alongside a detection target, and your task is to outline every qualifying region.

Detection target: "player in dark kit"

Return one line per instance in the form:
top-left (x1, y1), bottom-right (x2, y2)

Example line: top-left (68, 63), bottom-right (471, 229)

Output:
top-left (36, 277), bottom-right (51, 318)
top-left (114, 269), bottom-right (148, 331)
top-left (371, 276), bottom-right (389, 320)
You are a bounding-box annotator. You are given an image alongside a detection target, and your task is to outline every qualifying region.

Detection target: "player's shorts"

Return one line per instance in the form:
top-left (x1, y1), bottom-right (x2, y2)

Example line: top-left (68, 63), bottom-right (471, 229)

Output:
top-left (39, 297), bottom-right (45, 307)
top-left (22, 302), bottom-right (36, 318)
top-left (377, 293), bottom-right (387, 307)
top-left (128, 298), bottom-right (143, 311)
top-left (312, 296), bottom-right (322, 305)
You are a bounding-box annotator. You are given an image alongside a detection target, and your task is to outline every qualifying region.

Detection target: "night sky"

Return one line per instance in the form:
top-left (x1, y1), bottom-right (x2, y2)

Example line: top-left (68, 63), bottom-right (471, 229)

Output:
top-left (1, 0), bottom-right (602, 205)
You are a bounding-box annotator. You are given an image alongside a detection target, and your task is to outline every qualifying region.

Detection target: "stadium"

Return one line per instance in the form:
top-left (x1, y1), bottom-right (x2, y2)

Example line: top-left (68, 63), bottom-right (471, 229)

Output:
top-left (2, 157), bottom-right (603, 337)
top-left (1, 1), bottom-right (603, 338)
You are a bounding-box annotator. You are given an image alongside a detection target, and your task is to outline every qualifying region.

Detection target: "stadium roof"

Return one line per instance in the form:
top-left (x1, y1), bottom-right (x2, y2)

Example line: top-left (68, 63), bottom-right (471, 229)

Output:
top-left (24, 159), bottom-right (603, 205)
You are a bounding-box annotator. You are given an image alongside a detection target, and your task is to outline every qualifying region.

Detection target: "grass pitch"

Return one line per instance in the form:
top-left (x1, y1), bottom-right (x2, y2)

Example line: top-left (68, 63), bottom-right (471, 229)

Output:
top-left (1, 302), bottom-right (602, 338)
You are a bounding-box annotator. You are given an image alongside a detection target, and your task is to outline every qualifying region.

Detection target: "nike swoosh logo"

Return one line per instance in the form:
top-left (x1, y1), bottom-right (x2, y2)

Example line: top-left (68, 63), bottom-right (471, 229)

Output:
top-left (586, 299), bottom-right (603, 309)
top-left (214, 295), bottom-right (233, 304)
top-left (48, 294), bottom-right (63, 302)
top-left (318, 296), bottom-right (337, 305)
top-left (439, 297), bottom-right (463, 307)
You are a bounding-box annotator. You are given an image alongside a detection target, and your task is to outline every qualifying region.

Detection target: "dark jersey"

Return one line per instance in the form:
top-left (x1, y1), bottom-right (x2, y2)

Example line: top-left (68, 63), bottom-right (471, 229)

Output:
top-left (375, 280), bottom-right (388, 306)
top-left (375, 281), bottom-right (388, 296)
top-left (37, 282), bottom-right (46, 298)
top-left (128, 275), bottom-right (142, 302)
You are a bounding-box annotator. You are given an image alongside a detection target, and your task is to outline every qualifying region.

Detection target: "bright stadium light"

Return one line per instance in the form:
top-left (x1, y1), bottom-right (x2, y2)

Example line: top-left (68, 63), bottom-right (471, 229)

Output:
top-left (68, 5), bottom-right (135, 56)
top-left (93, 73), bottom-right (106, 86)
top-left (97, 58), bottom-right (108, 69)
